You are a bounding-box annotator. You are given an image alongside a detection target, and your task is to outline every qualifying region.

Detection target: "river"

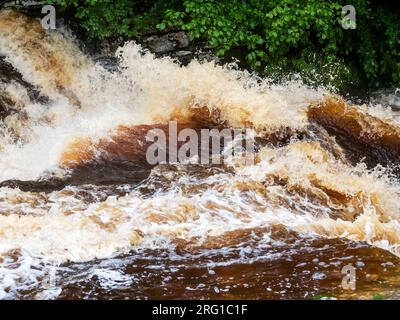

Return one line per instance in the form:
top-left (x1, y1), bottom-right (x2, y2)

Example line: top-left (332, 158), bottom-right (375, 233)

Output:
top-left (0, 10), bottom-right (400, 300)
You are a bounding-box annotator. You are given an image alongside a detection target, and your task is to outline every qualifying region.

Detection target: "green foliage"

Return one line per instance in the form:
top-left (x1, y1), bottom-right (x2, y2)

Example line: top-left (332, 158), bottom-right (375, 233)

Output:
top-left (47, 0), bottom-right (176, 38)
top-left (47, 0), bottom-right (400, 88)
top-left (372, 293), bottom-right (385, 300)
top-left (341, 0), bottom-right (400, 86)
top-left (48, 0), bottom-right (135, 38)
top-left (159, 0), bottom-right (399, 88)
top-left (161, 1), bottom-right (341, 65)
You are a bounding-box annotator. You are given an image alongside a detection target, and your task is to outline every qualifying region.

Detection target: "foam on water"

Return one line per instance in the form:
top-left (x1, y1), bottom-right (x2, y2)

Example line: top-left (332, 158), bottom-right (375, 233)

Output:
top-left (0, 10), bottom-right (327, 180)
top-left (1, 9), bottom-right (400, 299)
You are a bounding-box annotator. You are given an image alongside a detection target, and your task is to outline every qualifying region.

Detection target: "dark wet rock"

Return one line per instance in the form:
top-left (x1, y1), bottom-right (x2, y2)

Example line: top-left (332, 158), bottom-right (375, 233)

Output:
top-left (195, 51), bottom-right (221, 63)
top-left (64, 24), bottom-right (219, 70)
top-left (0, 178), bottom-right (67, 193)
top-left (0, 163), bottom-right (152, 193)
top-left (0, 56), bottom-right (25, 84)
top-left (172, 50), bottom-right (193, 65)
top-left (93, 56), bottom-right (119, 73)
top-left (0, 91), bottom-right (18, 120)
top-left (66, 163), bottom-right (151, 188)
top-left (141, 31), bottom-right (189, 54)
top-left (84, 37), bottom-right (125, 59)
top-left (0, 56), bottom-right (49, 105)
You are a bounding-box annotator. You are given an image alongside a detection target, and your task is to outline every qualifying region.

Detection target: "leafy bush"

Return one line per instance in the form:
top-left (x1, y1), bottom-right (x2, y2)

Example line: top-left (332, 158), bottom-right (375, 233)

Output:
top-left (48, 0), bottom-right (135, 38)
top-left (47, 0), bottom-right (178, 38)
top-left (159, 1), bottom-right (342, 66)
top-left (341, 0), bottom-right (400, 86)
top-left (159, 0), bottom-right (399, 88)
top-left (47, 0), bottom-right (399, 88)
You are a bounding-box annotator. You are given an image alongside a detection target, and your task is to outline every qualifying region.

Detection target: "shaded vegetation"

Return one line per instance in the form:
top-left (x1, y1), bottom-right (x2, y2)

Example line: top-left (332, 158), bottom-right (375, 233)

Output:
top-left (47, 0), bottom-right (399, 90)
top-left (372, 293), bottom-right (385, 300)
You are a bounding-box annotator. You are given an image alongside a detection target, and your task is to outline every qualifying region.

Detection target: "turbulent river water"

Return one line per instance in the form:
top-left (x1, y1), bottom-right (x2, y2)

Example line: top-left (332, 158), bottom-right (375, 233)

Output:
top-left (1, 10), bottom-right (400, 300)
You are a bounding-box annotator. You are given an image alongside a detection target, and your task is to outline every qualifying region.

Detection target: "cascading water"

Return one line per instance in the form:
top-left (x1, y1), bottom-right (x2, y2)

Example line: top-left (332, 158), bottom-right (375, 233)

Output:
top-left (0, 10), bottom-right (400, 300)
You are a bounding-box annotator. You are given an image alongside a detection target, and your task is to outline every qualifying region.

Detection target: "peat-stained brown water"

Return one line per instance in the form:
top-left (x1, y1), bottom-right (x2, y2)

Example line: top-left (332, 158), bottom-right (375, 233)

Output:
top-left (1, 10), bottom-right (400, 300)
top-left (52, 232), bottom-right (400, 300)
top-left (14, 235), bottom-right (398, 300)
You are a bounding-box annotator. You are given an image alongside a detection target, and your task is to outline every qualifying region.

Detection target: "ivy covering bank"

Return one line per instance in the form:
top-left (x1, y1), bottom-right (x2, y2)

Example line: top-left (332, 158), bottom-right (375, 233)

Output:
top-left (48, 0), bottom-right (399, 89)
